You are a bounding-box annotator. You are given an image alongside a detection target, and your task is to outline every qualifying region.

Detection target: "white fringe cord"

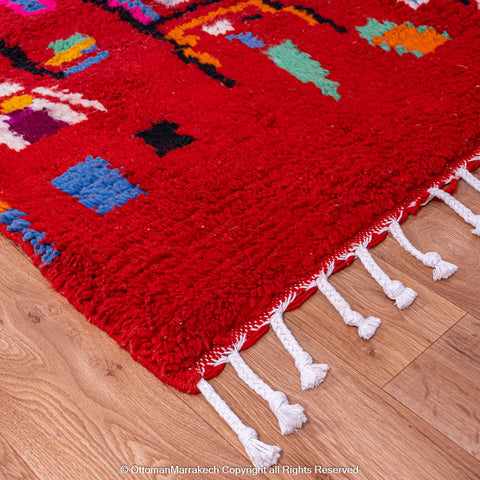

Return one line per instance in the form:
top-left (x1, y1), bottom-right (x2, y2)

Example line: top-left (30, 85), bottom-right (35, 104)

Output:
top-left (315, 274), bottom-right (381, 340)
top-left (457, 167), bottom-right (480, 192)
top-left (430, 186), bottom-right (480, 236)
top-left (355, 245), bottom-right (417, 309)
top-left (228, 350), bottom-right (306, 435)
top-left (269, 310), bottom-right (329, 390)
top-left (389, 220), bottom-right (458, 281)
top-left (197, 378), bottom-right (281, 468)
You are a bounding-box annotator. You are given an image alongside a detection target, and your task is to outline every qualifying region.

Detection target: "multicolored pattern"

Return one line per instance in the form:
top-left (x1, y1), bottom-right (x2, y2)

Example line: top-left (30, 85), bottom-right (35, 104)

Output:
top-left (107, 0), bottom-right (160, 24)
top-left (164, 0), bottom-right (347, 84)
top-left (0, 0), bottom-right (55, 16)
top-left (357, 18), bottom-right (450, 56)
top-left (0, 0), bottom-right (479, 396)
top-left (45, 33), bottom-right (109, 76)
top-left (0, 83), bottom-right (105, 151)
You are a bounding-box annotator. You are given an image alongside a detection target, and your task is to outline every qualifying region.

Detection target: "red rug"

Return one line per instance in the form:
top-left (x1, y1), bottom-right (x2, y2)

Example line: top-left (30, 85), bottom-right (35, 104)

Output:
top-left (1, 0), bottom-right (480, 467)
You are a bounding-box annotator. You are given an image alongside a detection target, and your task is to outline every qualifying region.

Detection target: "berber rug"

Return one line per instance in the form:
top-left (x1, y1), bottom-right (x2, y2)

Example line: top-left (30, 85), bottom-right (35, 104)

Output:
top-left (0, 0), bottom-right (480, 467)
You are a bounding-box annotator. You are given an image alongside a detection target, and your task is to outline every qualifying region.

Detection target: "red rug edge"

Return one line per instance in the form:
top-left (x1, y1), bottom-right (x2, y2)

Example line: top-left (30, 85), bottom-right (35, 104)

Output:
top-left (191, 148), bottom-right (480, 394)
top-left (2, 148), bottom-right (479, 395)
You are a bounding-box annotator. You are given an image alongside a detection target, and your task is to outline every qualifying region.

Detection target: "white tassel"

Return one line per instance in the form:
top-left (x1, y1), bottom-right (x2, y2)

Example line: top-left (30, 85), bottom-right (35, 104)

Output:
top-left (269, 310), bottom-right (329, 390)
top-left (389, 220), bottom-right (458, 281)
top-left (430, 186), bottom-right (480, 236)
top-left (315, 273), bottom-right (381, 339)
top-left (197, 378), bottom-right (281, 468)
top-left (228, 350), bottom-right (306, 435)
top-left (424, 252), bottom-right (458, 281)
top-left (355, 245), bottom-right (417, 309)
top-left (239, 428), bottom-right (281, 468)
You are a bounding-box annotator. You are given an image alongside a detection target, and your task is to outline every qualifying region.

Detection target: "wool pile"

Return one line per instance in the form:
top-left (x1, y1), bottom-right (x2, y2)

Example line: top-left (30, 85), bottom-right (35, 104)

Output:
top-left (0, 0), bottom-right (479, 401)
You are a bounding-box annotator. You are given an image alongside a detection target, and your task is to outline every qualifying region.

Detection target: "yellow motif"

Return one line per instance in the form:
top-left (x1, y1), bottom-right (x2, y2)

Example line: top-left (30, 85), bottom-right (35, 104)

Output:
top-left (0, 200), bottom-right (10, 214)
top-left (1, 95), bottom-right (33, 114)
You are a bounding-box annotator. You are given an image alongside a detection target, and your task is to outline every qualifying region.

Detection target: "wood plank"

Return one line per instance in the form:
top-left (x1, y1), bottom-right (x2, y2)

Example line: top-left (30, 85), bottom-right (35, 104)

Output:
top-left (0, 433), bottom-right (39, 480)
top-left (287, 257), bottom-right (465, 387)
top-left (0, 235), bottom-right (258, 479)
top-left (374, 174), bottom-right (480, 318)
top-left (385, 314), bottom-right (480, 461)
top-left (182, 325), bottom-right (480, 479)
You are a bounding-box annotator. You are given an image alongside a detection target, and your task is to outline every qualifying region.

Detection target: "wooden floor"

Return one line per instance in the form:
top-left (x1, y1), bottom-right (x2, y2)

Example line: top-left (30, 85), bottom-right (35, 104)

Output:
top-left (1, 178), bottom-right (480, 480)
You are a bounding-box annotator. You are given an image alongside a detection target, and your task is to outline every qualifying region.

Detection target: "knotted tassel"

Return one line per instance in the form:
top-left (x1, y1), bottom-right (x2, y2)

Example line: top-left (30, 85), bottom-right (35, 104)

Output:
top-left (430, 186), bottom-right (480, 236)
top-left (269, 310), bottom-right (329, 390)
top-left (197, 378), bottom-right (281, 468)
top-left (315, 273), bottom-right (381, 339)
top-left (355, 245), bottom-right (417, 309)
top-left (389, 220), bottom-right (458, 281)
top-left (228, 349), bottom-right (306, 435)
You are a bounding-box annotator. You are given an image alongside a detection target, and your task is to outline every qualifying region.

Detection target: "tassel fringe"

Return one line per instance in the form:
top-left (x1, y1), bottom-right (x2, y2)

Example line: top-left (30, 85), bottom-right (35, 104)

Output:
top-left (355, 245), bottom-right (417, 309)
top-left (297, 353), bottom-right (330, 391)
top-left (239, 428), bottom-right (281, 469)
top-left (430, 186), bottom-right (480, 236)
top-left (197, 379), bottom-right (281, 468)
top-left (315, 273), bottom-right (381, 339)
top-left (198, 168), bottom-right (480, 468)
top-left (389, 220), bottom-right (458, 281)
top-left (426, 253), bottom-right (459, 281)
top-left (228, 349), bottom-right (307, 435)
top-left (269, 310), bottom-right (329, 390)
top-left (267, 391), bottom-right (307, 436)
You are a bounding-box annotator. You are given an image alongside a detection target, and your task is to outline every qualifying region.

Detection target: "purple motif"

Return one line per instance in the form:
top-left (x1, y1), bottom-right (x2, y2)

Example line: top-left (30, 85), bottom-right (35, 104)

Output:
top-left (6, 107), bottom-right (68, 143)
